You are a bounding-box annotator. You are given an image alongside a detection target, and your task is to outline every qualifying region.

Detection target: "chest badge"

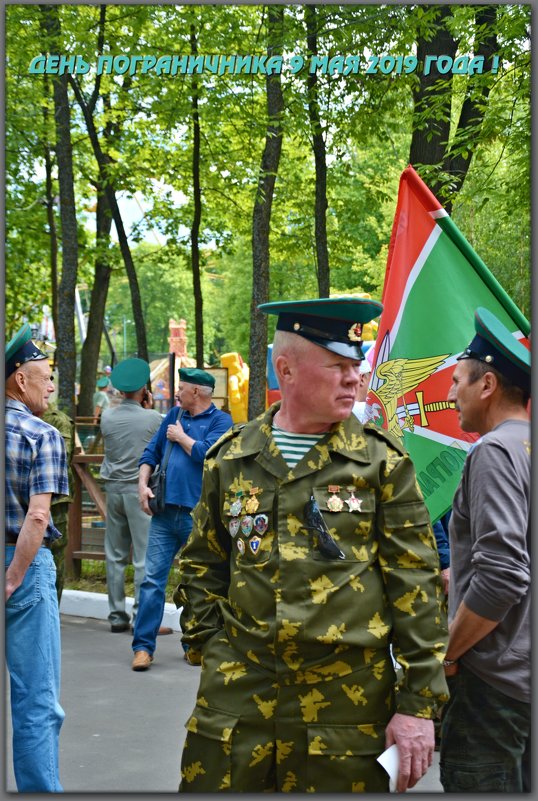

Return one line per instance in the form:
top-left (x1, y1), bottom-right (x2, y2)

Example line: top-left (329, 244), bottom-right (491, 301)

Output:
top-left (236, 538), bottom-right (246, 555)
top-left (245, 487), bottom-right (261, 514)
top-left (240, 516), bottom-right (254, 536)
top-left (249, 535), bottom-right (261, 555)
top-left (253, 514), bottom-right (269, 535)
top-left (229, 495), bottom-right (243, 517)
top-left (229, 518), bottom-right (241, 538)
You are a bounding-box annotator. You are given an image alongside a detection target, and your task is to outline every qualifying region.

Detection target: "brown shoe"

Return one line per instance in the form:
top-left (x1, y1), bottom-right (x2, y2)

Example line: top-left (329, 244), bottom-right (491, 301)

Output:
top-left (132, 650), bottom-right (153, 671)
top-left (158, 626), bottom-right (173, 636)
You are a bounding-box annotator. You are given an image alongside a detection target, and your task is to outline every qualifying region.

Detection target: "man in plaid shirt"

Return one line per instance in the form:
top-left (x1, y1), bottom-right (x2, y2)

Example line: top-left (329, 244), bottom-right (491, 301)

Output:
top-left (5, 323), bottom-right (68, 792)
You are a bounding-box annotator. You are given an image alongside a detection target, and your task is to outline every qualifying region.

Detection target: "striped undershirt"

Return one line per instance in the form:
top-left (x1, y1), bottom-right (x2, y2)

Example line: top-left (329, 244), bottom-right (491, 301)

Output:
top-left (272, 426), bottom-right (325, 469)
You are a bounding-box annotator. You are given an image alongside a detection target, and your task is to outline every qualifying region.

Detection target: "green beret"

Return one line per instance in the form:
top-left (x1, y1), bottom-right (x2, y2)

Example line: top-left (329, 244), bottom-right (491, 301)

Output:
top-left (111, 358), bottom-right (150, 392)
top-left (258, 296), bottom-right (383, 360)
top-left (458, 307), bottom-right (531, 393)
top-left (179, 367), bottom-right (215, 389)
top-left (5, 323), bottom-right (48, 379)
top-left (96, 377), bottom-right (109, 389)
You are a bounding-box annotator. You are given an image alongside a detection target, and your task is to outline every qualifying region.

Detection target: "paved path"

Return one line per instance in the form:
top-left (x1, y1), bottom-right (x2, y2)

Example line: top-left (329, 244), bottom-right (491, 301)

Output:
top-left (6, 613), bottom-right (443, 793)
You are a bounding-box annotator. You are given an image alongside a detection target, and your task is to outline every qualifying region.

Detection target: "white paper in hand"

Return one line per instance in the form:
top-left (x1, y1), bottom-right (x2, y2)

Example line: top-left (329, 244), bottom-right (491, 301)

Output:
top-left (376, 744), bottom-right (399, 792)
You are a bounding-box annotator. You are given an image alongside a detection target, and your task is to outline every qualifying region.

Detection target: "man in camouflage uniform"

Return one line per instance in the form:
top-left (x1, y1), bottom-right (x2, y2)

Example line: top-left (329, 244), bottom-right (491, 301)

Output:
top-left (175, 297), bottom-right (448, 793)
top-left (41, 404), bottom-right (75, 603)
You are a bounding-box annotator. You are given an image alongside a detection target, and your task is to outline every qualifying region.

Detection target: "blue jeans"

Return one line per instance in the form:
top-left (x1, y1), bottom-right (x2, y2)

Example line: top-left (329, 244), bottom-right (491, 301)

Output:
top-left (5, 545), bottom-right (65, 792)
top-left (132, 505), bottom-right (193, 656)
top-left (440, 663), bottom-right (531, 792)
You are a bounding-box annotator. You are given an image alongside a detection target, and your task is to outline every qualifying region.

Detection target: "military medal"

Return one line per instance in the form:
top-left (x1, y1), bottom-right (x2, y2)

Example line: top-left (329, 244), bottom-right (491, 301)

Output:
top-left (254, 514), bottom-right (269, 535)
top-left (229, 518), bottom-right (241, 538)
top-left (236, 538), bottom-right (245, 555)
top-left (245, 487), bottom-right (261, 514)
top-left (345, 486), bottom-right (362, 512)
top-left (240, 516), bottom-right (254, 536)
top-left (249, 535), bottom-right (261, 555)
top-left (327, 485), bottom-right (344, 512)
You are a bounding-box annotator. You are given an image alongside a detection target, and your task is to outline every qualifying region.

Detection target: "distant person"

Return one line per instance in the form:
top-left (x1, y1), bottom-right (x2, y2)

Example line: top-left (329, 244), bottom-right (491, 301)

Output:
top-left (5, 323), bottom-right (69, 791)
top-left (100, 358), bottom-right (162, 633)
top-left (175, 297), bottom-right (448, 792)
top-left (132, 368), bottom-right (232, 671)
top-left (93, 376), bottom-right (110, 423)
top-left (440, 308), bottom-right (531, 792)
top-left (351, 357), bottom-right (372, 422)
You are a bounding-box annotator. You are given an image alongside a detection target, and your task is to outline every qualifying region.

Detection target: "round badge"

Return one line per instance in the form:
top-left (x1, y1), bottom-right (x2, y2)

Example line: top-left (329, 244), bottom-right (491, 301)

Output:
top-left (327, 495), bottom-right (344, 512)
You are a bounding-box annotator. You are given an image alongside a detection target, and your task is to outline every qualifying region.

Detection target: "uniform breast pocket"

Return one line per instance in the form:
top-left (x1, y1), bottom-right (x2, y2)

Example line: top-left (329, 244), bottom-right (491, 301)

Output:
top-left (221, 489), bottom-right (275, 566)
top-left (310, 486), bottom-right (376, 563)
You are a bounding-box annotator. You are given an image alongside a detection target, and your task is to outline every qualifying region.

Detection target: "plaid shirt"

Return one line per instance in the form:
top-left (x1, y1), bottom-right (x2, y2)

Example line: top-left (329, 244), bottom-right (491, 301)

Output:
top-left (5, 399), bottom-right (69, 541)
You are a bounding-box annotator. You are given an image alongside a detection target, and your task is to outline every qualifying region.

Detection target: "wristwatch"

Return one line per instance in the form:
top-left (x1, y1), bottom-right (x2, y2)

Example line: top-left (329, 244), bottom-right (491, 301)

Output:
top-left (443, 658), bottom-right (458, 667)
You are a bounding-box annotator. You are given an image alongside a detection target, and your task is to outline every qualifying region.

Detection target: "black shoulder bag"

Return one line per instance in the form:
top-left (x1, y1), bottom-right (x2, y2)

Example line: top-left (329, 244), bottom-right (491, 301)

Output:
top-left (148, 408), bottom-right (183, 515)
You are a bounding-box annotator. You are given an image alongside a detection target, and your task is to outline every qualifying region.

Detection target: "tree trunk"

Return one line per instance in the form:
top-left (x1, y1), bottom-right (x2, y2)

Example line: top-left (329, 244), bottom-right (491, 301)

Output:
top-left (409, 6), bottom-right (457, 199)
top-left (77, 191), bottom-right (113, 415)
top-left (305, 5), bottom-right (330, 297)
top-left (42, 72), bottom-right (59, 336)
top-left (248, 5), bottom-right (285, 419)
top-left (40, 5), bottom-right (78, 418)
top-left (68, 75), bottom-right (149, 362)
top-left (444, 6), bottom-right (498, 212)
top-left (190, 24), bottom-right (204, 368)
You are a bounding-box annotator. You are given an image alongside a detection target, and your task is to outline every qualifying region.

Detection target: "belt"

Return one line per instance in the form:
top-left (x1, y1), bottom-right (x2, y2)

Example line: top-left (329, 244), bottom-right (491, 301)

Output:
top-left (6, 535), bottom-right (52, 549)
top-left (166, 504), bottom-right (192, 513)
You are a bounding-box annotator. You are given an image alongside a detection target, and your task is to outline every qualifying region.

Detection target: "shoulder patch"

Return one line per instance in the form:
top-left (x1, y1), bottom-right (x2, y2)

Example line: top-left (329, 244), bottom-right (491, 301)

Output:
top-left (205, 423), bottom-right (245, 459)
top-left (363, 422), bottom-right (408, 457)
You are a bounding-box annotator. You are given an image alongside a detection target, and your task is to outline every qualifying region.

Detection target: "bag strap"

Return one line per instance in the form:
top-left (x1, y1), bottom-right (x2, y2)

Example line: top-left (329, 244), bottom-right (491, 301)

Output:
top-left (161, 408), bottom-right (184, 472)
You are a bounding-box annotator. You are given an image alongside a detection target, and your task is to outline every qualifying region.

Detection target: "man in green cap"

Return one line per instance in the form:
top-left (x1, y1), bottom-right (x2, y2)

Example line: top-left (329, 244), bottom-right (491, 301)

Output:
top-left (5, 323), bottom-right (68, 791)
top-left (440, 307), bottom-right (531, 792)
top-left (132, 367), bottom-right (232, 670)
top-left (175, 296), bottom-right (448, 793)
top-left (93, 375), bottom-right (110, 423)
top-left (99, 358), bottom-right (162, 632)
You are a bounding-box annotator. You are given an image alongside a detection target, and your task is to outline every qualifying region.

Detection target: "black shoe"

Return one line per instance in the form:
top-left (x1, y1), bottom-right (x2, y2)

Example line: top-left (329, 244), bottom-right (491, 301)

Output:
top-left (110, 621), bottom-right (130, 633)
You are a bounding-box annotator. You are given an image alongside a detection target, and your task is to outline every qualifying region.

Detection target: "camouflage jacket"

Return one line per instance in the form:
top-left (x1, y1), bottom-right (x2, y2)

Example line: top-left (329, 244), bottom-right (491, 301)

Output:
top-left (178, 404), bottom-right (448, 717)
top-left (42, 406), bottom-right (75, 504)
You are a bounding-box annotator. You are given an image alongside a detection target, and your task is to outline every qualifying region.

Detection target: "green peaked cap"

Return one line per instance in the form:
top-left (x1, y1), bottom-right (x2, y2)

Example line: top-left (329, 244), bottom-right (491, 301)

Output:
top-left (5, 323), bottom-right (48, 379)
top-left (258, 296), bottom-right (383, 360)
top-left (458, 307), bottom-right (531, 393)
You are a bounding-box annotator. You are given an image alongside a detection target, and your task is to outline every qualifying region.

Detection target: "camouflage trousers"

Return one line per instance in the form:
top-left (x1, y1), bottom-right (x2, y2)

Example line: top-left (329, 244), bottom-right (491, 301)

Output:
top-left (50, 504), bottom-right (69, 603)
top-left (179, 633), bottom-right (393, 792)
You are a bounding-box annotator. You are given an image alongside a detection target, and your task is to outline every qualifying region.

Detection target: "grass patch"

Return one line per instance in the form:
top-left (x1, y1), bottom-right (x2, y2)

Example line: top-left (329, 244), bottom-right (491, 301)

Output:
top-left (65, 560), bottom-right (182, 603)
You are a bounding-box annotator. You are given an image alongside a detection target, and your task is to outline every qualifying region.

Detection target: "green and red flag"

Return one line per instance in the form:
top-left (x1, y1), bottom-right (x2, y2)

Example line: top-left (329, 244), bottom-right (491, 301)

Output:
top-left (365, 165), bottom-right (530, 523)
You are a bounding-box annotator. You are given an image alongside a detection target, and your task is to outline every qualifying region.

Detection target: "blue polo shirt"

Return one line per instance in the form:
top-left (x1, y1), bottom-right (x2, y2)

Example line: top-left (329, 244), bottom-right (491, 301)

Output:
top-left (139, 403), bottom-right (232, 510)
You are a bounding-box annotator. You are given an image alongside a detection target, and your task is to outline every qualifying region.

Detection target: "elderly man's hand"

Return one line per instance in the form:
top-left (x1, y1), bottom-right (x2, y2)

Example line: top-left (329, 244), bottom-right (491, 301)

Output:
top-left (166, 421), bottom-right (184, 443)
top-left (139, 484), bottom-right (154, 516)
top-left (384, 713), bottom-right (434, 792)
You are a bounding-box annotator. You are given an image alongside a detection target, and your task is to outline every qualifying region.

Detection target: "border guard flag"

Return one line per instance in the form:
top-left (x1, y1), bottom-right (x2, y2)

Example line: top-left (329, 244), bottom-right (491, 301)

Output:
top-left (365, 165), bottom-right (530, 523)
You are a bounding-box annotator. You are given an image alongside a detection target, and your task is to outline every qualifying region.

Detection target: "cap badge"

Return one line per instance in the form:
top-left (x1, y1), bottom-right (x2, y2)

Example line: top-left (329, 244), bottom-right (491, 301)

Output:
top-left (348, 323), bottom-right (362, 342)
